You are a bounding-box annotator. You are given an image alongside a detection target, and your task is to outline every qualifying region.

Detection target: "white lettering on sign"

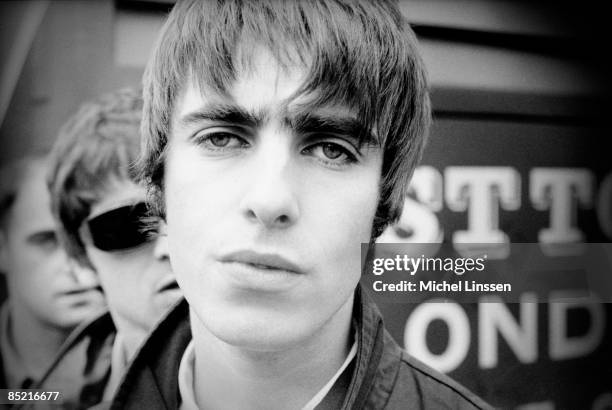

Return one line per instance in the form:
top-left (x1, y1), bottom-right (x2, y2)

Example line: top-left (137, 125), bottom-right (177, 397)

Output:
top-left (383, 165), bottom-right (610, 252)
top-left (549, 292), bottom-right (605, 360)
top-left (410, 166), bottom-right (444, 211)
top-left (404, 301), bottom-right (470, 373)
top-left (530, 168), bottom-right (593, 255)
top-left (402, 295), bottom-right (605, 372)
top-left (377, 166), bottom-right (443, 245)
top-left (445, 167), bottom-right (521, 258)
top-left (478, 294), bottom-right (538, 369)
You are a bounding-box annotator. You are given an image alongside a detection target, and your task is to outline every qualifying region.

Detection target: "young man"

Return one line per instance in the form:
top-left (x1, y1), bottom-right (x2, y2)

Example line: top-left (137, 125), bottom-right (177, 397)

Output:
top-left (45, 88), bottom-right (182, 404)
top-left (0, 156), bottom-right (105, 392)
top-left (113, 1), bottom-right (491, 408)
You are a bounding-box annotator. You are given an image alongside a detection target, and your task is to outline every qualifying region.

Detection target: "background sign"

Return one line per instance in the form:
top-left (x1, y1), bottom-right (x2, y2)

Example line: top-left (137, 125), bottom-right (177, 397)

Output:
top-left (373, 110), bottom-right (612, 409)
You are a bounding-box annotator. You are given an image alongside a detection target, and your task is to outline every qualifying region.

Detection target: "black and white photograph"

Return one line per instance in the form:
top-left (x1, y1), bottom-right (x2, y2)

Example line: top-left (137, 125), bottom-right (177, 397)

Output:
top-left (0, 1), bottom-right (611, 409)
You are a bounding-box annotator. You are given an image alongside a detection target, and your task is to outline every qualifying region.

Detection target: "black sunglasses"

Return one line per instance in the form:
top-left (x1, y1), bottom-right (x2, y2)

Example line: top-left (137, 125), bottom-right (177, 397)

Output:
top-left (80, 202), bottom-right (159, 252)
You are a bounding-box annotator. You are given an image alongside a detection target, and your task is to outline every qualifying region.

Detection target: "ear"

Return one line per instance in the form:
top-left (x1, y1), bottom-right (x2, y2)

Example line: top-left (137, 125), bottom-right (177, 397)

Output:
top-left (0, 231), bottom-right (9, 276)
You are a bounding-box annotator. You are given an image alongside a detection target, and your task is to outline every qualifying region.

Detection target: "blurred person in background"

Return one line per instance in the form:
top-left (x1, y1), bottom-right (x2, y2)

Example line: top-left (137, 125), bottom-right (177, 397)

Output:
top-left (0, 155), bottom-right (105, 393)
top-left (40, 88), bottom-right (182, 407)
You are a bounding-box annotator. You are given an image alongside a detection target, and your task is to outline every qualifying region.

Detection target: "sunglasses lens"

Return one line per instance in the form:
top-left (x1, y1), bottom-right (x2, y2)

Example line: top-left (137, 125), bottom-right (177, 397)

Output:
top-left (86, 203), bottom-right (154, 251)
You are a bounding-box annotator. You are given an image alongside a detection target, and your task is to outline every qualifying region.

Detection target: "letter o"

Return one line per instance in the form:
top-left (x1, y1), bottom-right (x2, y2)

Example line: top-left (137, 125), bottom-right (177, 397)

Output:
top-left (404, 301), bottom-right (470, 373)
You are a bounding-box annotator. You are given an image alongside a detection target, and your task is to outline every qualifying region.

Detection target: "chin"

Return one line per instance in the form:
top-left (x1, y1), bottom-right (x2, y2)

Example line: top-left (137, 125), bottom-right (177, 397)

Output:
top-left (154, 290), bottom-right (183, 313)
top-left (48, 315), bottom-right (86, 330)
top-left (218, 327), bottom-right (307, 352)
top-left (204, 308), bottom-right (314, 352)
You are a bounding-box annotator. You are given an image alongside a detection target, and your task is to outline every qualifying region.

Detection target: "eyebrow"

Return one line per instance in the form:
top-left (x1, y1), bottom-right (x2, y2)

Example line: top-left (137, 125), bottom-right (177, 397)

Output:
top-left (178, 104), bottom-right (263, 129)
top-left (178, 103), bottom-right (378, 146)
top-left (288, 112), bottom-right (379, 147)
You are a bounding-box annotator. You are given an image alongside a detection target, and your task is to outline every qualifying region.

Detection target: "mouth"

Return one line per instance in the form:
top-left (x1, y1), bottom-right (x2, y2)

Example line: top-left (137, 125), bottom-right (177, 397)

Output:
top-left (219, 250), bottom-right (302, 274)
top-left (63, 285), bottom-right (104, 296)
top-left (159, 280), bottom-right (180, 292)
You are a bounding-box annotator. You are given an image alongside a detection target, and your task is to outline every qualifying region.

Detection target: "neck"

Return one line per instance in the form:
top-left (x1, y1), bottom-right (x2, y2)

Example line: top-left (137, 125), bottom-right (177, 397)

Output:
top-left (110, 313), bottom-right (148, 360)
top-left (190, 296), bottom-right (354, 410)
top-left (8, 303), bottom-right (72, 379)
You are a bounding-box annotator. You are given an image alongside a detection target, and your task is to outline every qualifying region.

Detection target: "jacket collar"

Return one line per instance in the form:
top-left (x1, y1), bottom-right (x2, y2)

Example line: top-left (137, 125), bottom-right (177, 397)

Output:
top-left (341, 285), bottom-right (390, 409)
top-left (111, 299), bottom-right (191, 409)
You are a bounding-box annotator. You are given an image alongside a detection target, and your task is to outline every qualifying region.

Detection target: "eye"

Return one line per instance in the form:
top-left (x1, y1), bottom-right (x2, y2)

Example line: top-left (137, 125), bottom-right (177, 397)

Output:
top-left (195, 131), bottom-right (248, 151)
top-left (209, 134), bottom-right (232, 147)
top-left (303, 140), bottom-right (357, 166)
top-left (28, 230), bottom-right (59, 252)
top-left (321, 143), bottom-right (344, 160)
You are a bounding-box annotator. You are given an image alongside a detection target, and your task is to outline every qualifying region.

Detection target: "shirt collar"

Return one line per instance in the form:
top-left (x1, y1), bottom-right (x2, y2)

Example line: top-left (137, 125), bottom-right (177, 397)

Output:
top-left (177, 341), bottom-right (197, 410)
top-left (301, 340), bottom-right (357, 410)
top-left (102, 332), bottom-right (129, 400)
top-left (339, 285), bottom-right (387, 409)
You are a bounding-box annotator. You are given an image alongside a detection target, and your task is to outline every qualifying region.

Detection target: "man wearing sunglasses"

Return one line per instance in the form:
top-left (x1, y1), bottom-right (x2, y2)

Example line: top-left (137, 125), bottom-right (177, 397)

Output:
top-left (44, 88), bottom-right (182, 405)
top-left (109, 1), bottom-right (491, 409)
top-left (0, 156), bottom-right (105, 397)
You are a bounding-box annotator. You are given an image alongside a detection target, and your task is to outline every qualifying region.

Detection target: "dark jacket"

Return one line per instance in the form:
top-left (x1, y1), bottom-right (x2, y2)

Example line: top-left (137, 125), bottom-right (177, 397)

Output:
top-left (15, 311), bottom-right (114, 410)
top-left (110, 287), bottom-right (492, 409)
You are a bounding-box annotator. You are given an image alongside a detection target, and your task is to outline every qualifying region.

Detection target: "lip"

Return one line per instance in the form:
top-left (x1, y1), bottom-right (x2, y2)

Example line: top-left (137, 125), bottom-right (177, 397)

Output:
top-left (62, 286), bottom-right (103, 296)
top-left (156, 277), bottom-right (180, 293)
top-left (219, 250), bottom-right (302, 274)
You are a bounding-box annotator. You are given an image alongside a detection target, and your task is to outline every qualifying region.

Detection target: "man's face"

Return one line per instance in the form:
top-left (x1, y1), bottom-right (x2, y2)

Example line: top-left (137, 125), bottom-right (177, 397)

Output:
top-left (164, 48), bottom-right (382, 350)
top-left (84, 179), bottom-right (181, 333)
top-left (0, 164), bottom-right (105, 329)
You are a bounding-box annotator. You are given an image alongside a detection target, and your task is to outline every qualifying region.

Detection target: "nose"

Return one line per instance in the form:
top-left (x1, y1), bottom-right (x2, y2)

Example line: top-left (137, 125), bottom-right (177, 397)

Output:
top-left (239, 135), bottom-right (299, 229)
top-left (152, 229), bottom-right (170, 261)
top-left (68, 258), bottom-right (100, 288)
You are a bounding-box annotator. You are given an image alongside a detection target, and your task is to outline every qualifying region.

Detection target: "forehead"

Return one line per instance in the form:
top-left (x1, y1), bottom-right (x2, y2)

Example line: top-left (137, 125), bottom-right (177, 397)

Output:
top-left (7, 164), bottom-right (54, 235)
top-left (232, 46), bottom-right (307, 111)
top-left (176, 46), bottom-right (356, 125)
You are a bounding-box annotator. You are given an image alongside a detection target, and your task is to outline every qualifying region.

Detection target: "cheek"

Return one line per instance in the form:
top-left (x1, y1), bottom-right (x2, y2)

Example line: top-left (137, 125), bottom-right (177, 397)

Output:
top-left (305, 174), bottom-right (380, 285)
top-left (88, 250), bottom-right (114, 275)
top-left (308, 167), bottom-right (380, 238)
top-left (164, 147), bottom-right (217, 288)
top-left (164, 145), bottom-right (235, 248)
top-left (9, 249), bottom-right (56, 285)
top-left (87, 249), bottom-right (133, 289)
top-left (9, 245), bottom-right (42, 270)
top-left (7, 257), bottom-right (56, 302)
